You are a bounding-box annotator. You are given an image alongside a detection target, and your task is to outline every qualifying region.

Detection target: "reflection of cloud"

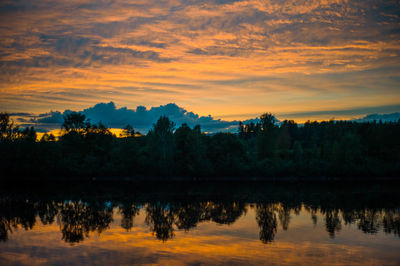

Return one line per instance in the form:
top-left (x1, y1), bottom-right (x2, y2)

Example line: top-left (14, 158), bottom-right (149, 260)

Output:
top-left (0, 0), bottom-right (399, 118)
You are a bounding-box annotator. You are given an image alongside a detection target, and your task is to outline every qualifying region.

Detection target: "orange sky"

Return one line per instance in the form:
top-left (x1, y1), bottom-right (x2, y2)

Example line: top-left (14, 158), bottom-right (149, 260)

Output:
top-left (0, 0), bottom-right (399, 121)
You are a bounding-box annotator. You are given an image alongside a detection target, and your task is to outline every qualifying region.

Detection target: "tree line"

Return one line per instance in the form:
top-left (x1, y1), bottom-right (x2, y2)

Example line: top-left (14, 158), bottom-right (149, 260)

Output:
top-left (1, 111), bottom-right (399, 179)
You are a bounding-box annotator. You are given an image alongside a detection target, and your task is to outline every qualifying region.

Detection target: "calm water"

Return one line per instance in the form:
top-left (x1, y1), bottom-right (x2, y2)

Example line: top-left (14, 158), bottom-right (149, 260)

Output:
top-left (0, 182), bottom-right (399, 265)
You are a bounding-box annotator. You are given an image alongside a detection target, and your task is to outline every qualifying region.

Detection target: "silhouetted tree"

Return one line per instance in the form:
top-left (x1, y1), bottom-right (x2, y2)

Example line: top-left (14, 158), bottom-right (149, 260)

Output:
top-left (0, 113), bottom-right (19, 141)
top-left (121, 125), bottom-right (135, 137)
top-left (62, 112), bottom-right (87, 133)
top-left (1, 110), bottom-right (400, 179)
top-left (19, 126), bottom-right (37, 142)
top-left (146, 116), bottom-right (175, 175)
top-left (40, 133), bottom-right (56, 142)
top-left (174, 124), bottom-right (210, 176)
top-left (208, 133), bottom-right (247, 176)
top-left (256, 113), bottom-right (278, 160)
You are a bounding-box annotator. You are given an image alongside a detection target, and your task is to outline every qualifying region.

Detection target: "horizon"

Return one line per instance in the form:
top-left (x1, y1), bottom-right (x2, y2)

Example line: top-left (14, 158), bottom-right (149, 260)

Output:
top-left (5, 101), bottom-right (400, 134)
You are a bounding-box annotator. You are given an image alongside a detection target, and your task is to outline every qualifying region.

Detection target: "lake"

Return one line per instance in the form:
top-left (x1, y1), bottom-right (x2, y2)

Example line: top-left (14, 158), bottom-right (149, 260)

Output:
top-left (1, 182), bottom-right (399, 265)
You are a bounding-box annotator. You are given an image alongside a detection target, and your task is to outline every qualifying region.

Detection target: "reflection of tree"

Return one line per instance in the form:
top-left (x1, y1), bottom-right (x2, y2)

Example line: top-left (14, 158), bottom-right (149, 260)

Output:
top-left (38, 201), bottom-right (58, 225)
top-left (14, 201), bottom-right (36, 231)
top-left (1, 196), bottom-right (400, 244)
top-left (0, 200), bottom-right (36, 241)
top-left (145, 203), bottom-right (175, 241)
top-left (357, 209), bottom-right (380, 234)
top-left (382, 210), bottom-right (400, 237)
top-left (341, 209), bottom-right (359, 225)
top-left (58, 201), bottom-right (113, 243)
top-left (174, 202), bottom-right (205, 231)
top-left (277, 204), bottom-right (291, 231)
top-left (256, 204), bottom-right (277, 243)
top-left (0, 218), bottom-right (16, 242)
top-left (144, 201), bottom-right (246, 241)
top-left (119, 202), bottom-right (140, 231)
top-left (206, 202), bottom-right (246, 225)
top-left (324, 210), bottom-right (342, 238)
top-left (304, 206), bottom-right (318, 226)
top-left (311, 212), bottom-right (318, 226)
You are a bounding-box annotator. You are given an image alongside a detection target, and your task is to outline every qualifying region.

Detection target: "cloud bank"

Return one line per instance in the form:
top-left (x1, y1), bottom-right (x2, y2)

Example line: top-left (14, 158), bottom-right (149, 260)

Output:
top-left (12, 101), bottom-right (400, 134)
top-left (29, 102), bottom-right (246, 133)
top-left (353, 113), bottom-right (400, 123)
top-left (0, 0), bottom-right (399, 120)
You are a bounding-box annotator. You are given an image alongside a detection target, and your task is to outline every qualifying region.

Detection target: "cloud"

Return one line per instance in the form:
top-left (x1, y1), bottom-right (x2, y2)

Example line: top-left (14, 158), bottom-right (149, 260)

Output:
top-left (279, 104), bottom-right (400, 121)
top-left (0, 0), bottom-right (399, 119)
top-left (32, 102), bottom-right (242, 133)
top-left (353, 112), bottom-right (400, 123)
top-left (11, 101), bottom-right (400, 133)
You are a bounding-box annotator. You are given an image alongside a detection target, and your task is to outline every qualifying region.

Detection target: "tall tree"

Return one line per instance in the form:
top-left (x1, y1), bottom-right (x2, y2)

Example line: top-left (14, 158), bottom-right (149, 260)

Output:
top-left (147, 116), bottom-right (175, 174)
top-left (256, 113), bottom-right (278, 160)
top-left (62, 112), bottom-right (87, 133)
top-left (0, 113), bottom-right (19, 141)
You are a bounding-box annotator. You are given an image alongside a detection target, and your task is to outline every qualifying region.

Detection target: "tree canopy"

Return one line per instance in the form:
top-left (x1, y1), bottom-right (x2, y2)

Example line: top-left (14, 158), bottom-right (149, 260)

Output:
top-left (1, 111), bottom-right (399, 180)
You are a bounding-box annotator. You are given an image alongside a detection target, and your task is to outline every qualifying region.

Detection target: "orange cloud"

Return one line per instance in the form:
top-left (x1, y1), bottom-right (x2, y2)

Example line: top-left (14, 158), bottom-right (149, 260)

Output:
top-left (0, 0), bottom-right (399, 120)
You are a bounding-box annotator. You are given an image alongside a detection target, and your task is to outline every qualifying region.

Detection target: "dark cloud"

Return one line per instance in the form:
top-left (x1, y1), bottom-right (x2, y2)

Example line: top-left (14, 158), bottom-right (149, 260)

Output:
top-left (12, 102), bottom-right (400, 134)
top-left (354, 112), bottom-right (400, 123)
top-left (16, 117), bottom-right (30, 122)
top-left (35, 111), bottom-right (63, 123)
top-left (9, 112), bottom-right (33, 116)
top-left (121, 37), bottom-right (167, 48)
top-left (0, 45), bottom-right (170, 70)
top-left (281, 104), bottom-right (400, 119)
top-left (188, 48), bottom-right (208, 55)
top-left (33, 102), bottom-right (241, 133)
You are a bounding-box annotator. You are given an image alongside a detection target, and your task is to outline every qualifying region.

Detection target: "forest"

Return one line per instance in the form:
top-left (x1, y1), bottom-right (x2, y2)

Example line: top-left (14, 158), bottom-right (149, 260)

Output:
top-left (1, 111), bottom-right (399, 180)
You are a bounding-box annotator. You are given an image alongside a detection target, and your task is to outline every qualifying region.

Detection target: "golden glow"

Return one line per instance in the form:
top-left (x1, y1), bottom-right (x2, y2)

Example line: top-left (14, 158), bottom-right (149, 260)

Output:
top-left (1, 207), bottom-right (399, 265)
top-left (0, 0), bottom-right (399, 120)
top-left (36, 128), bottom-right (133, 140)
top-left (36, 129), bottom-right (63, 140)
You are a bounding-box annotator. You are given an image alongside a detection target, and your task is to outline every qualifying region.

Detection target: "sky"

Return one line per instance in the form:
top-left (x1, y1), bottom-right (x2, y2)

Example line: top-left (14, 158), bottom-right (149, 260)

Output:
top-left (1, 0), bottom-right (400, 122)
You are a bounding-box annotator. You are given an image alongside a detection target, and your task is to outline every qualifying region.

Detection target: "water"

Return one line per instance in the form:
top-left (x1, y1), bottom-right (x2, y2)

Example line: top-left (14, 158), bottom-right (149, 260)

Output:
top-left (1, 182), bottom-right (399, 265)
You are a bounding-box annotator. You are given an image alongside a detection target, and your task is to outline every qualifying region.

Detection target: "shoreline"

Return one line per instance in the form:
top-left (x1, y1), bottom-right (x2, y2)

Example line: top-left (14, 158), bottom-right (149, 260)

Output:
top-left (2, 175), bottom-right (400, 184)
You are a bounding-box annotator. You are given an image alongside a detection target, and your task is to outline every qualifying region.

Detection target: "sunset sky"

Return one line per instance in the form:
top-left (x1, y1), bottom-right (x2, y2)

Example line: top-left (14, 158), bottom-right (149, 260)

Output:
top-left (1, 0), bottom-right (399, 122)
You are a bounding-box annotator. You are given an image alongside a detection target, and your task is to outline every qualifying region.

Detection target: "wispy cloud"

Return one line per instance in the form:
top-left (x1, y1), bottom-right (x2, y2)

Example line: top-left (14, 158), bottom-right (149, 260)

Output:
top-left (0, 0), bottom-right (399, 118)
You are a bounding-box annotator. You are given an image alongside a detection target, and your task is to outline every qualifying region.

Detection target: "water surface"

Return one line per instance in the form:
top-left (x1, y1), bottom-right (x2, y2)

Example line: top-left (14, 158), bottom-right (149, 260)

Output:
top-left (1, 182), bottom-right (399, 265)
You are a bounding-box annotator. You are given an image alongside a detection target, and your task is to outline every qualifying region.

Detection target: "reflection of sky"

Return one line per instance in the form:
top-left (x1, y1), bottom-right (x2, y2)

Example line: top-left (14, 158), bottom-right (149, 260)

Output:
top-left (0, 0), bottom-right (399, 121)
top-left (1, 207), bottom-right (399, 265)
